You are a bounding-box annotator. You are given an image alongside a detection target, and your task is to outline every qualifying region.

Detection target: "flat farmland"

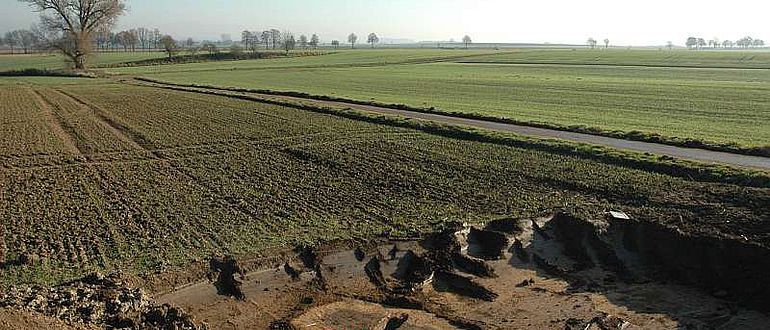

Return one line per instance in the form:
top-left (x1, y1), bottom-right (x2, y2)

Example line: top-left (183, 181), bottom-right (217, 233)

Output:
top-left (0, 52), bottom-right (166, 71)
top-left (458, 48), bottom-right (770, 68)
top-left (143, 60), bottom-right (770, 150)
top-left (1, 79), bottom-right (767, 285)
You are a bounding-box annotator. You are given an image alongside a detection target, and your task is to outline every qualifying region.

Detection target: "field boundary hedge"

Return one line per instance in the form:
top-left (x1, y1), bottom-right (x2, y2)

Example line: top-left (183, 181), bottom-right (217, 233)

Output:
top-left (133, 78), bottom-right (770, 188)
top-left (100, 51), bottom-right (326, 68)
top-left (134, 77), bottom-right (770, 158)
top-left (0, 68), bottom-right (97, 78)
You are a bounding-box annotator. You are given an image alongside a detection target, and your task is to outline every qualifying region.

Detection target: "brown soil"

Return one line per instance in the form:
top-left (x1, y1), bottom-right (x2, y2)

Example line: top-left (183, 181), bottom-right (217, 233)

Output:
top-left (0, 308), bottom-right (98, 330)
top-left (151, 211), bottom-right (770, 329)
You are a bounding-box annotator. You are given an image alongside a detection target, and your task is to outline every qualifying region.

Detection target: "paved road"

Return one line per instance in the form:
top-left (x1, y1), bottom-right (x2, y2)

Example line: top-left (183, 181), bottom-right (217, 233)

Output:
top-left (141, 81), bottom-right (770, 170)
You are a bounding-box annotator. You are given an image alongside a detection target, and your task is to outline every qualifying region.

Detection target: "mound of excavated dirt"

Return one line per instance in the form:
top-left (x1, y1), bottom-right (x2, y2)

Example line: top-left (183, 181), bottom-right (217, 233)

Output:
top-left (0, 273), bottom-right (201, 329)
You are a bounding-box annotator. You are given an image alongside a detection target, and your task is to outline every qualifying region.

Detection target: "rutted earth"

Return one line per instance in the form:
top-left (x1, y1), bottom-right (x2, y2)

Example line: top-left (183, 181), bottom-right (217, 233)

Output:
top-left (2, 211), bottom-right (769, 329)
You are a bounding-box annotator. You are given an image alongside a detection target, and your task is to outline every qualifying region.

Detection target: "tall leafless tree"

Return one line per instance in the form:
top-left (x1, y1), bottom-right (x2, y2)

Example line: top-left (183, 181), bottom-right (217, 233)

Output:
top-left (587, 38), bottom-right (597, 49)
top-left (282, 32), bottom-right (295, 53)
top-left (19, 0), bottom-right (126, 69)
top-left (348, 33), bottom-right (358, 49)
top-left (160, 35), bottom-right (177, 58)
top-left (4, 32), bottom-right (17, 53)
top-left (270, 29), bottom-right (281, 49)
top-left (367, 33), bottom-right (379, 48)
top-left (298, 35), bottom-right (308, 50)
top-left (462, 35), bottom-right (472, 49)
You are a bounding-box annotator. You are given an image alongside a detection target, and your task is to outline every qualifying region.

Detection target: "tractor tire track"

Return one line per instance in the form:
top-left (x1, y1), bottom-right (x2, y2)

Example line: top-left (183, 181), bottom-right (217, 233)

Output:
top-left (29, 88), bottom-right (84, 156)
top-left (53, 89), bottom-right (156, 154)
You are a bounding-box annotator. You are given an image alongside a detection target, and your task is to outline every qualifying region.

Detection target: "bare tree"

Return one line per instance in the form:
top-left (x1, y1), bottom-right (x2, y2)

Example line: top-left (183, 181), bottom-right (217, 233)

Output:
top-left (19, 0), bottom-right (126, 69)
top-left (299, 35), bottom-right (308, 50)
top-left (4, 32), bottom-right (17, 53)
top-left (708, 38), bottom-right (719, 49)
top-left (603, 38), bottom-right (610, 49)
top-left (722, 40), bottom-right (733, 48)
top-left (587, 37), bottom-right (597, 49)
top-left (136, 27), bottom-right (148, 50)
top-left (184, 37), bottom-right (195, 54)
top-left (348, 33), bottom-right (358, 49)
top-left (686, 37), bottom-right (697, 49)
top-left (309, 34), bottom-right (319, 49)
top-left (331, 40), bottom-right (340, 49)
top-left (6, 29), bottom-right (39, 54)
top-left (261, 30), bottom-right (271, 50)
top-left (367, 33), bottom-right (379, 48)
top-left (241, 31), bottom-right (253, 51)
top-left (282, 32), bottom-right (295, 53)
top-left (160, 35), bottom-right (178, 58)
top-left (666, 41), bottom-right (674, 50)
top-left (152, 28), bottom-right (161, 50)
top-left (736, 37), bottom-right (752, 48)
top-left (115, 30), bottom-right (129, 51)
top-left (462, 35), bottom-right (472, 49)
top-left (270, 29), bottom-right (281, 49)
top-left (696, 38), bottom-right (706, 50)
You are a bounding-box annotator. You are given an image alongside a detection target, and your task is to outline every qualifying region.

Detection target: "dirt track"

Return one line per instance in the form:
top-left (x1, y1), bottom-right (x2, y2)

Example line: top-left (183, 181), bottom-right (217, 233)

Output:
top-left (277, 96), bottom-right (770, 170)
top-left (133, 80), bottom-right (770, 170)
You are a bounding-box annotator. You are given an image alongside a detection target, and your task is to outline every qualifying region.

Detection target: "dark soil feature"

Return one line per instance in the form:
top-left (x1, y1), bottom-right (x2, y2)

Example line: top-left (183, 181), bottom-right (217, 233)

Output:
top-left (384, 313), bottom-right (409, 330)
top-left (616, 217), bottom-right (770, 310)
top-left (0, 68), bottom-right (97, 78)
top-left (536, 210), bottom-right (770, 312)
top-left (295, 245), bottom-right (321, 269)
top-left (102, 51), bottom-right (323, 68)
top-left (483, 217), bottom-right (525, 234)
top-left (434, 271), bottom-right (498, 302)
top-left (364, 257), bottom-right (388, 290)
top-left (208, 255), bottom-right (246, 300)
top-left (452, 253), bottom-right (496, 278)
top-left (467, 227), bottom-right (509, 260)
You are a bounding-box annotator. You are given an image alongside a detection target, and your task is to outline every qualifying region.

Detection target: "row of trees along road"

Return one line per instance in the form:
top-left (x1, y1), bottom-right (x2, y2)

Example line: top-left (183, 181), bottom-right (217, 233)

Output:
top-left (241, 30), bottom-right (320, 51)
top-left (1, 29), bottom-right (40, 54)
top-left (586, 38), bottom-right (611, 49)
top-left (686, 36), bottom-right (765, 49)
top-left (1, 25), bottom-right (177, 55)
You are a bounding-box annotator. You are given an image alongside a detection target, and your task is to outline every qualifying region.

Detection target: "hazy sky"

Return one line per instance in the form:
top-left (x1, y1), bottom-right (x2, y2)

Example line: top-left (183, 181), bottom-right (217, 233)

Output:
top-left (2, 0), bottom-right (768, 45)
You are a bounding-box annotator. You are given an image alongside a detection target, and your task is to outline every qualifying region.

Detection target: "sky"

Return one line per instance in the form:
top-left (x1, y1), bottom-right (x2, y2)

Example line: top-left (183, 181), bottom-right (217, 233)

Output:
top-left (1, 0), bottom-right (768, 46)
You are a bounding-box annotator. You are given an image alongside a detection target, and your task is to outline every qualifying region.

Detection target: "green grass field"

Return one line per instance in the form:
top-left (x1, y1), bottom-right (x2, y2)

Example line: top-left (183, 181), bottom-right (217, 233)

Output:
top-left (4, 49), bottom-right (768, 151)
top-left (138, 50), bottom-right (770, 150)
top-left (106, 49), bottom-right (499, 74)
top-left (458, 48), bottom-right (770, 68)
top-left (0, 52), bottom-right (166, 71)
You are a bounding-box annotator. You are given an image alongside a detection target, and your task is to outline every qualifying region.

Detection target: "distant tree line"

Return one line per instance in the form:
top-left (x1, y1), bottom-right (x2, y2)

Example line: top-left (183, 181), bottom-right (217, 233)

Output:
top-left (240, 30), bottom-right (319, 52)
top-left (686, 36), bottom-right (764, 50)
top-left (0, 25), bottom-right (172, 54)
top-left (586, 37), bottom-right (611, 49)
top-left (1, 28), bottom-right (40, 54)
